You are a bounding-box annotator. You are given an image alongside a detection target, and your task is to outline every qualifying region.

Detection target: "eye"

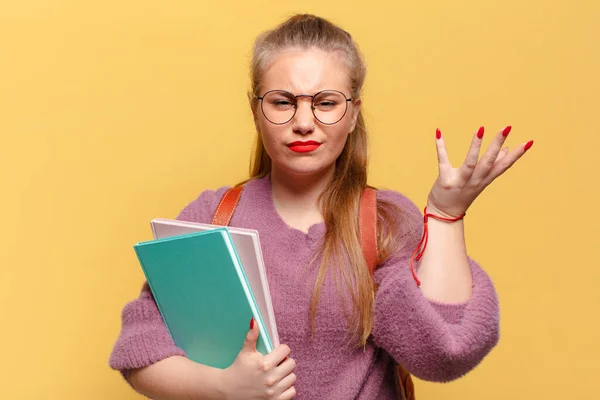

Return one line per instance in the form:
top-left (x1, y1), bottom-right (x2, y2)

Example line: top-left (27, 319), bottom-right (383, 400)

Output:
top-left (274, 100), bottom-right (294, 107)
top-left (315, 100), bottom-right (337, 108)
top-left (313, 91), bottom-right (345, 111)
top-left (264, 92), bottom-right (296, 110)
top-left (314, 99), bottom-right (340, 111)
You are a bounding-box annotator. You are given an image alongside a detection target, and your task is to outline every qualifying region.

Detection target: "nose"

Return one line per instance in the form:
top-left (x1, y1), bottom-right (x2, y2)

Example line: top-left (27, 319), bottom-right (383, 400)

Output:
top-left (291, 97), bottom-right (315, 135)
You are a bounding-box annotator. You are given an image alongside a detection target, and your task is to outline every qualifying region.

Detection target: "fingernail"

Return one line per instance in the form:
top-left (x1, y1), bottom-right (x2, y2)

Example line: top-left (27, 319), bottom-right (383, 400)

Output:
top-left (477, 126), bottom-right (485, 139)
top-left (250, 317), bottom-right (254, 330)
top-left (436, 128), bottom-right (442, 139)
top-left (524, 140), bottom-right (534, 151)
top-left (502, 126), bottom-right (512, 136)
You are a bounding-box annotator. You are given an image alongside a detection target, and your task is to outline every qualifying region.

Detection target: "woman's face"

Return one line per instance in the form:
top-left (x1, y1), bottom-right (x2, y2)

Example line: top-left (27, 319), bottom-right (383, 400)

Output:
top-left (254, 48), bottom-right (361, 179)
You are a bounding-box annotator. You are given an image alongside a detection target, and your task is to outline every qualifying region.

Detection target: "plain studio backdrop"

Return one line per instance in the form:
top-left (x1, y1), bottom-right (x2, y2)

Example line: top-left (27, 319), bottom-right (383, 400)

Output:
top-left (1, 1), bottom-right (598, 399)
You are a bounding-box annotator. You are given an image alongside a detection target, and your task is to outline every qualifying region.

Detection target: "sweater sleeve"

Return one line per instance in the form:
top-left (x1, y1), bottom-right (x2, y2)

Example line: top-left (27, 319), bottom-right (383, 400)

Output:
top-left (108, 185), bottom-right (231, 379)
top-left (371, 190), bottom-right (500, 383)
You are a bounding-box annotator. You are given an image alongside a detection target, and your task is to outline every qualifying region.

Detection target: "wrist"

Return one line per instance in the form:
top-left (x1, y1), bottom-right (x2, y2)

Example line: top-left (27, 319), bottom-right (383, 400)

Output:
top-left (425, 203), bottom-right (465, 219)
top-left (215, 368), bottom-right (230, 400)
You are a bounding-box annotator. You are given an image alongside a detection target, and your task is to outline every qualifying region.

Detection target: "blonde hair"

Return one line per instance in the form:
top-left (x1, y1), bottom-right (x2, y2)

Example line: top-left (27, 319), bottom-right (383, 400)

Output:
top-left (243, 14), bottom-right (406, 348)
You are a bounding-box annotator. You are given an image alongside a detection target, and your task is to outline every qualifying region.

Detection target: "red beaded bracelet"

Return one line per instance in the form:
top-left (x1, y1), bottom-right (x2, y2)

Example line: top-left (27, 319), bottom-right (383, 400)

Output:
top-left (409, 207), bottom-right (466, 286)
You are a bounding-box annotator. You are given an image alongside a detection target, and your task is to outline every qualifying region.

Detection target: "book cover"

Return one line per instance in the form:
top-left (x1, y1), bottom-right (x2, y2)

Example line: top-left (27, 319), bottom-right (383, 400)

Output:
top-left (133, 228), bottom-right (273, 369)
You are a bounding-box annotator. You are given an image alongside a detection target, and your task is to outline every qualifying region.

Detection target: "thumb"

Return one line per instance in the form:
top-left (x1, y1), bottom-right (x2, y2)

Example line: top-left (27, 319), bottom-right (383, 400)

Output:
top-left (242, 317), bottom-right (259, 353)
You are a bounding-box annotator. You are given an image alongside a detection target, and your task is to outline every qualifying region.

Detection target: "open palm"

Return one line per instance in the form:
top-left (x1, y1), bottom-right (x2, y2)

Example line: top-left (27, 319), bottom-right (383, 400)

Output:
top-left (427, 126), bottom-right (534, 217)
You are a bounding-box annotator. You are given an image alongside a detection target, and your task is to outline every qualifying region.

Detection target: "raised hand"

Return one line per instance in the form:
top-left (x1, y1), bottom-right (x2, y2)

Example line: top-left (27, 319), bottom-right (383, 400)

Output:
top-left (427, 126), bottom-right (534, 217)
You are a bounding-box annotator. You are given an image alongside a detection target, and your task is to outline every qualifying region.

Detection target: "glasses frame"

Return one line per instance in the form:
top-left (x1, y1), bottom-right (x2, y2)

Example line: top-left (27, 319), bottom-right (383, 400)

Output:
top-left (256, 89), bottom-right (353, 125)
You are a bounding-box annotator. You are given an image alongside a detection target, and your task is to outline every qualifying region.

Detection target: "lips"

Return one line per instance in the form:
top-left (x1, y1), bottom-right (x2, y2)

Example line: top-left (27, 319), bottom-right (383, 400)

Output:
top-left (287, 140), bottom-right (321, 153)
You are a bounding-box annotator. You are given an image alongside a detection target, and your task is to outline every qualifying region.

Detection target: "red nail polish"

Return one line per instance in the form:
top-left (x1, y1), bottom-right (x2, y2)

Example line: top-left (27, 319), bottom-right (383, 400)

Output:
top-left (502, 126), bottom-right (512, 136)
top-left (436, 128), bottom-right (442, 139)
top-left (250, 317), bottom-right (254, 330)
top-left (477, 126), bottom-right (484, 139)
top-left (524, 140), bottom-right (534, 151)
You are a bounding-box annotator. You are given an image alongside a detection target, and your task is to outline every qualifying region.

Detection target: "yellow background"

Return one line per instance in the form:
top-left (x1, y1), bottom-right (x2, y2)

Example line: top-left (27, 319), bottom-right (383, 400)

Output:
top-left (1, 0), bottom-right (598, 398)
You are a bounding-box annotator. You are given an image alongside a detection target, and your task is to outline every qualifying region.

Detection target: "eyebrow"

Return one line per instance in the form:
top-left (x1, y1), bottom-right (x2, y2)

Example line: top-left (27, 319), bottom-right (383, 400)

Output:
top-left (270, 89), bottom-right (345, 96)
top-left (277, 90), bottom-right (297, 98)
top-left (266, 90), bottom-right (299, 101)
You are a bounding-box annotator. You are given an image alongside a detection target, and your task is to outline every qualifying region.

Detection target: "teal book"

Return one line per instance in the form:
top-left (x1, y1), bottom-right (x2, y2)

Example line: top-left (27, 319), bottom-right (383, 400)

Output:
top-left (133, 228), bottom-right (273, 369)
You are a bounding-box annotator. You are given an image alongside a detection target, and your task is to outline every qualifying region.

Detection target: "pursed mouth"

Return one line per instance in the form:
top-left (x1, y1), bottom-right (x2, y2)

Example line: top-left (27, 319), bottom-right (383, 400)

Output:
top-left (287, 141), bottom-right (322, 153)
top-left (287, 140), bottom-right (321, 146)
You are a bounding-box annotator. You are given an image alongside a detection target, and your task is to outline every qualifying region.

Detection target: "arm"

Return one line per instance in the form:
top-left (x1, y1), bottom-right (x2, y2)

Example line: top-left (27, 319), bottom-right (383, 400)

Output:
top-left (129, 356), bottom-right (226, 400)
top-left (416, 208), bottom-right (473, 303)
top-left (372, 126), bottom-right (532, 382)
top-left (108, 282), bottom-right (187, 380)
top-left (128, 319), bottom-right (297, 400)
top-left (109, 282), bottom-right (227, 399)
top-left (371, 191), bottom-right (499, 382)
top-left (110, 282), bottom-right (296, 400)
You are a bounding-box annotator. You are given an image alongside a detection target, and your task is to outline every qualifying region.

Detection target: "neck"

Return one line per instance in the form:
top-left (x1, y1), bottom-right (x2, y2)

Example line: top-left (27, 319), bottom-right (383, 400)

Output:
top-left (270, 167), bottom-right (334, 225)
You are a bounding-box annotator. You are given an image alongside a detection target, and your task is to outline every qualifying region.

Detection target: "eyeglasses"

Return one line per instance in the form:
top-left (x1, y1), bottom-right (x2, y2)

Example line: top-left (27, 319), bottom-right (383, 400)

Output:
top-left (256, 89), bottom-right (353, 125)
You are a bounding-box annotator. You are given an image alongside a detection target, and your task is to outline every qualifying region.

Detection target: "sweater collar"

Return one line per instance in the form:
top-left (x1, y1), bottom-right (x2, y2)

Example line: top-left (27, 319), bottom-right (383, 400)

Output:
top-left (247, 173), bottom-right (326, 239)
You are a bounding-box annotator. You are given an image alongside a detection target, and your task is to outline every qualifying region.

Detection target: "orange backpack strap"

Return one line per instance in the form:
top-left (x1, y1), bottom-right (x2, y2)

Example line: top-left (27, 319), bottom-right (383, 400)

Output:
top-left (213, 185), bottom-right (380, 272)
top-left (359, 187), bottom-right (379, 274)
top-left (211, 185), bottom-right (387, 277)
top-left (359, 187), bottom-right (416, 400)
top-left (211, 185), bottom-right (244, 226)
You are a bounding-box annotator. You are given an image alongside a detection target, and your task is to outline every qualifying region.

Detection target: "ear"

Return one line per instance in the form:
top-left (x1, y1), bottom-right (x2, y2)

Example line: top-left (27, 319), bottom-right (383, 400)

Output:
top-left (348, 98), bottom-right (361, 133)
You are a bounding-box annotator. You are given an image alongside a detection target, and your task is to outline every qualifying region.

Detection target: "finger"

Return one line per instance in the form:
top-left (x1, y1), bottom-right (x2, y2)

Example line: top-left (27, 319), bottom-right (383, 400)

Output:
top-left (435, 128), bottom-right (451, 169)
top-left (264, 344), bottom-right (291, 370)
top-left (472, 126), bottom-right (512, 181)
top-left (273, 373), bottom-right (297, 398)
top-left (242, 317), bottom-right (259, 353)
top-left (458, 126), bottom-right (485, 179)
top-left (274, 357), bottom-right (296, 378)
top-left (278, 385), bottom-right (297, 400)
top-left (483, 140), bottom-right (533, 184)
top-left (264, 366), bottom-right (295, 394)
top-left (494, 146), bottom-right (509, 163)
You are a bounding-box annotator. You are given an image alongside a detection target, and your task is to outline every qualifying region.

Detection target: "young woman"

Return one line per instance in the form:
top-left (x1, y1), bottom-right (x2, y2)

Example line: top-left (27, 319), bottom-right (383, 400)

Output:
top-left (109, 14), bottom-right (533, 400)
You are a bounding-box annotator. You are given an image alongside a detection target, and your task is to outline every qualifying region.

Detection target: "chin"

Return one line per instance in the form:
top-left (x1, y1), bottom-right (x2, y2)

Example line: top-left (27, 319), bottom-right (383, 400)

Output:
top-left (273, 159), bottom-right (335, 178)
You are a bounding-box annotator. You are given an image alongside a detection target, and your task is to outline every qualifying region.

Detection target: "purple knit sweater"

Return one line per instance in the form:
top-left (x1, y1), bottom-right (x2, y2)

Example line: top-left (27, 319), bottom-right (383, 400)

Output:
top-left (109, 175), bottom-right (500, 399)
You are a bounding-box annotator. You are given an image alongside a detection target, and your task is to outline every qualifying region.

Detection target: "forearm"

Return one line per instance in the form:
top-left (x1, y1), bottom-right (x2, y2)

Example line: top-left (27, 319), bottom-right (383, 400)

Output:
top-left (416, 217), bottom-right (473, 303)
top-left (129, 356), bottom-right (226, 400)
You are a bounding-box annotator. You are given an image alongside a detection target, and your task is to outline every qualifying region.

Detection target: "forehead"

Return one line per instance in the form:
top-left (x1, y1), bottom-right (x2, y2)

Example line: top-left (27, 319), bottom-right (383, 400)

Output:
top-left (260, 48), bottom-right (351, 95)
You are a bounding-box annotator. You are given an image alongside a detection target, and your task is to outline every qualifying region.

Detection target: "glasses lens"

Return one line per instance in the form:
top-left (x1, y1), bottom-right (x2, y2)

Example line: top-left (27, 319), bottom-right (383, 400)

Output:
top-left (261, 91), bottom-right (296, 124)
top-left (313, 91), bottom-right (348, 124)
